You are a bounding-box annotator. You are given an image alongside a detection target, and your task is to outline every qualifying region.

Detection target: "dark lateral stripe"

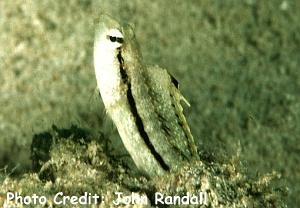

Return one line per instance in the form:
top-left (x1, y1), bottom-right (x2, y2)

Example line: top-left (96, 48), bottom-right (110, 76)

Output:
top-left (117, 51), bottom-right (127, 80)
top-left (126, 82), bottom-right (170, 171)
top-left (116, 49), bottom-right (169, 171)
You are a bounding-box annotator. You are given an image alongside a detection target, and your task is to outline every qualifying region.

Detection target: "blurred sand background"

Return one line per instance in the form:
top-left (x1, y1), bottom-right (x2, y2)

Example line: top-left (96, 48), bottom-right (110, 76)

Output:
top-left (0, 0), bottom-right (299, 206)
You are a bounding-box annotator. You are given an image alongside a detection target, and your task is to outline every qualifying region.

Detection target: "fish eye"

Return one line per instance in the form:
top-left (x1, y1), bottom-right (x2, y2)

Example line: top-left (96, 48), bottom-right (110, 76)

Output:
top-left (107, 35), bottom-right (123, 44)
top-left (108, 36), bottom-right (116, 42)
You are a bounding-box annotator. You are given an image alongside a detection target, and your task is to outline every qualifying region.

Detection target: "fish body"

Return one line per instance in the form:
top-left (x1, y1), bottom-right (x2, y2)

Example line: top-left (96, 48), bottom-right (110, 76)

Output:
top-left (94, 15), bottom-right (198, 177)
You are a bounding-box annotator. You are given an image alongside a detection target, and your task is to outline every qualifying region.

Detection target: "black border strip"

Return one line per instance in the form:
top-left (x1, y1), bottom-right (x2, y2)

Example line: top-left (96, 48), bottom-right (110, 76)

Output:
top-left (117, 49), bottom-right (169, 171)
